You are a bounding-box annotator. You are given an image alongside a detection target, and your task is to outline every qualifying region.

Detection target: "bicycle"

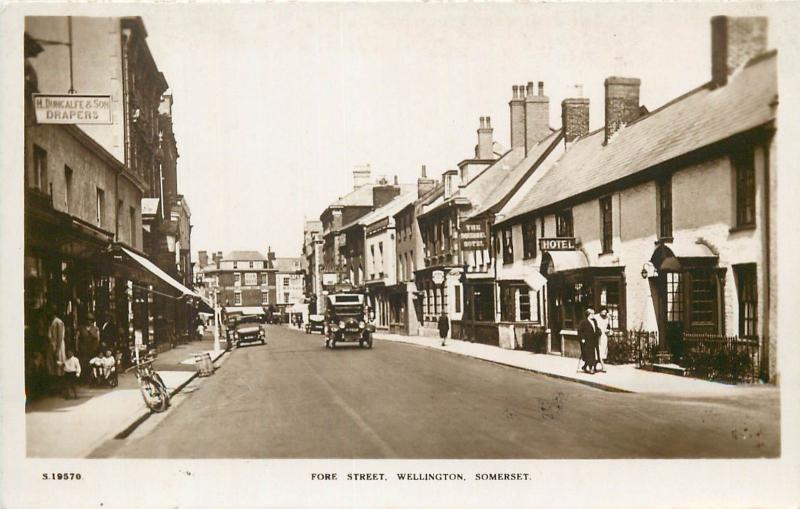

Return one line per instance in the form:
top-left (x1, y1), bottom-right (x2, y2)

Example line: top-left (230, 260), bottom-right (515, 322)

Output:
top-left (126, 355), bottom-right (170, 413)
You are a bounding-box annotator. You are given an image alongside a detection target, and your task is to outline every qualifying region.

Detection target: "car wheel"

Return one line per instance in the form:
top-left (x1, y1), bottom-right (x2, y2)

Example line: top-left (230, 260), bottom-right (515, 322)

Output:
top-left (366, 334), bottom-right (373, 349)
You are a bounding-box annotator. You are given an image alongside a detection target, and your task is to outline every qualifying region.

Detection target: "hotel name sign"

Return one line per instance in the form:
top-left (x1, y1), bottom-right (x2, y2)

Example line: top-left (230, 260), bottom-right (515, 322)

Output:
top-left (538, 237), bottom-right (576, 251)
top-left (33, 94), bottom-right (112, 124)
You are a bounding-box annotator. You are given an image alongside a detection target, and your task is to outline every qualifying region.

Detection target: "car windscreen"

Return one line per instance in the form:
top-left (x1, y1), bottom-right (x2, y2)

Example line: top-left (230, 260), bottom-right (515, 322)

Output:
top-left (236, 316), bottom-right (261, 325)
top-left (331, 305), bottom-right (363, 317)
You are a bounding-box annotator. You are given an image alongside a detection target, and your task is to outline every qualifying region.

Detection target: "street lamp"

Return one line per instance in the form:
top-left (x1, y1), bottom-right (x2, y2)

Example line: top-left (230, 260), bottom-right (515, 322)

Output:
top-left (212, 288), bottom-right (221, 353)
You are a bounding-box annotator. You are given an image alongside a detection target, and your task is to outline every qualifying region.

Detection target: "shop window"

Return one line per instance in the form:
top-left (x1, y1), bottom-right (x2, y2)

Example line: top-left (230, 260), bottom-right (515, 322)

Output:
top-left (735, 264), bottom-right (757, 338)
top-left (556, 209), bottom-right (573, 237)
top-left (597, 280), bottom-right (620, 329)
top-left (666, 272), bottom-right (683, 322)
top-left (502, 228), bottom-right (513, 264)
top-left (657, 177), bottom-right (672, 239)
top-left (600, 196), bottom-right (613, 253)
top-left (500, 286), bottom-right (516, 321)
top-left (518, 288), bottom-right (532, 321)
top-left (522, 220), bottom-right (537, 259)
top-left (32, 144), bottom-right (48, 192)
top-left (733, 146), bottom-right (756, 228)
top-left (689, 269), bottom-right (718, 329)
top-left (235, 292), bottom-right (242, 306)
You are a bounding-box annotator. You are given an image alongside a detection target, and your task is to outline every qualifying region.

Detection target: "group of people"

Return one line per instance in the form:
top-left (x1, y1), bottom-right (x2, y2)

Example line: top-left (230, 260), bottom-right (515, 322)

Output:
top-left (577, 307), bottom-right (612, 375)
top-left (29, 305), bottom-right (123, 399)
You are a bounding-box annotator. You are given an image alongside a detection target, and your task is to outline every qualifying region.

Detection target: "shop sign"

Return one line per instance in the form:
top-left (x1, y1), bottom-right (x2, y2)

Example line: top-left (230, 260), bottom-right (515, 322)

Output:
top-left (33, 94), bottom-right (113, 124)
top-left (366, 217), bottom-right (389, 237)
top-left (538, 237), bottom-right (576, 251)
top-left (322, 272), bottom-right (338, 286)
top-left (431, 270), bottom-right (445, 285)
top-left (460, 221), bottom-right (488, 251)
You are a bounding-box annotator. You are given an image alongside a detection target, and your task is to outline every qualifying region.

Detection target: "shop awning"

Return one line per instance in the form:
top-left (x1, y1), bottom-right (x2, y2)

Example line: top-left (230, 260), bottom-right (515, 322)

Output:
top-left (544, 251), bottom-right (590, 273)
top-left (497, 269), bottom-right (548, 291)
top-left (651, 239), bottom-right (717, 271)
top-left (119, 246), bottom-right (202, 299)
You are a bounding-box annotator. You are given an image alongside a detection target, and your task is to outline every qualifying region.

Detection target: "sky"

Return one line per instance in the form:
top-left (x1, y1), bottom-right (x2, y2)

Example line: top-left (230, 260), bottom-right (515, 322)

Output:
top-left (138, 2), bottom-right (775, 259)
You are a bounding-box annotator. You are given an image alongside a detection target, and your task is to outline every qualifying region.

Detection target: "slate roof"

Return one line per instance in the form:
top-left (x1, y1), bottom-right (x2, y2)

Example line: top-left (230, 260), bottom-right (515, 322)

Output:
top-left (501, 50), bottom-right (777, 223)
top-left (338, 187), bottom-right (417, 232)
top-left (330, 183), bottom-right (416, 208)
top-left (467, 129), bottom-right (562, 220)
top-left (223, 251), bottom-right (268, 262)
top-left (274, 257), bottom-right (305, 273)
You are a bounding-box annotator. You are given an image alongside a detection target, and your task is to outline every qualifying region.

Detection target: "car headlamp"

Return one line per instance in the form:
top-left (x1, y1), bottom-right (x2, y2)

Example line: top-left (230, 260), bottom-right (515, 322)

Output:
top-left (338, 321), bottom-right (345, 329)
top-left (359, 321), bottom-right (365, 329)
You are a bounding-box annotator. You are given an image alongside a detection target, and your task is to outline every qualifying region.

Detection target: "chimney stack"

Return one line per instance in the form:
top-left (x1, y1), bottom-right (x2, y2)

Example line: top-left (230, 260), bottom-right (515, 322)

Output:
top-left (417, 164), bottom-right (436, 198)
top-left (393, 175), bottom-right (399, 186)
top-left (213, 251), bottom-right (223, 268)
top-left (525, 81), bottom-right (550, 154)
top-left (562, 94), bottom-right (590, 146)
top-left (604, 77), bottom-right (641, 144)
top-left (353, 164), bottom-right (372, 190)
top-left (198, 250), bottom-right (208, 267)
top-left (711, 16), bottom-right (768, 87)
top-left (509, 85), bottom-right (526, 149)
top-left (476, 116), bottom-right (494, 159)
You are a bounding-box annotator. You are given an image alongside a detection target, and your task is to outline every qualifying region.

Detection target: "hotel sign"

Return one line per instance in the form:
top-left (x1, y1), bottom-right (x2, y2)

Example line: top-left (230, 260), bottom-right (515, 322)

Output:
top-left (539, 237), bottom-right (577, 251)
top-left (33, 94), bottom-right (113, 124)
top-left (460, 221), bottom-right (488, 251)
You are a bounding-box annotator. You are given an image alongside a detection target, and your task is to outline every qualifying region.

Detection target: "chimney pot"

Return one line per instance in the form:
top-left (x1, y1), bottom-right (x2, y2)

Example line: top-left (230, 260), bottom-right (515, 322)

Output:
top-left (525, 80), bottom-right (550, 154)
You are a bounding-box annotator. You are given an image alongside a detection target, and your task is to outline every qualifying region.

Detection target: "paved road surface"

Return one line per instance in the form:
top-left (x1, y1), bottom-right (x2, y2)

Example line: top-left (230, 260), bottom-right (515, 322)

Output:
top-left (99, 324), bottom-right (779, 458)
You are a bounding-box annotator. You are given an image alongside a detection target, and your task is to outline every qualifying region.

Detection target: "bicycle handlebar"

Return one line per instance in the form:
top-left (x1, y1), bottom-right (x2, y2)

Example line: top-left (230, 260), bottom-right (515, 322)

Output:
top-left (124, 358), bottom-right (156, 372)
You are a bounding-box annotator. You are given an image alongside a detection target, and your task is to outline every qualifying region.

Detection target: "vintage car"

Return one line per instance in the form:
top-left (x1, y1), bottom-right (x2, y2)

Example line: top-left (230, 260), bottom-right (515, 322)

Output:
top-left (305, 314), bottom-right (325, 334)
top-left (324, 293), bottom-right (374, 349)
top-left (233, 315), bottom-right (266, 347)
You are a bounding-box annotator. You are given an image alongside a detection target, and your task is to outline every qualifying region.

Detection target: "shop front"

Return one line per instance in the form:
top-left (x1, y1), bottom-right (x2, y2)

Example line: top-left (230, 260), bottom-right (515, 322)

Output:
top-left (540, 250), bottom-right (626, 358)
top-left (386, 282), bottom-right (418, 335)
top-left (648, 240), bottom-right (723, 362)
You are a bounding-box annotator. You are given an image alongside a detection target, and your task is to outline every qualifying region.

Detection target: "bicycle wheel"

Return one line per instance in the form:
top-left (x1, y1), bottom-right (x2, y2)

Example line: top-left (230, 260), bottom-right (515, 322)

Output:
top-left (152, 372), bottom-right (171, 409)
top-left (139, 376), bottom-right (168, 412)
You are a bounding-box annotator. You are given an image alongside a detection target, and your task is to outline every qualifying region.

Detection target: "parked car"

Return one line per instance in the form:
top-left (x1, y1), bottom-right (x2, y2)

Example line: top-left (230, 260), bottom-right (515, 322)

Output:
top-left (324, 292), bottom-right (374, 349)
top-left (234, 315), bottom-right (266, 347)
top-left (305, 314), bottom-right (325, 334)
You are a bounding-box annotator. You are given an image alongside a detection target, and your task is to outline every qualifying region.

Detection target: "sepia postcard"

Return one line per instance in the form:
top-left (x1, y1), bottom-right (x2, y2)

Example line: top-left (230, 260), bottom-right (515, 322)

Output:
top-left (1, 1), bottom-right (799, 508)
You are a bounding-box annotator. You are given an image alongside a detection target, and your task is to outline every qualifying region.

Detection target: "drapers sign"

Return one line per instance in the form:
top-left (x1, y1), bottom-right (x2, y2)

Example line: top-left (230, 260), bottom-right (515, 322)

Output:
top-left (460, 220), bottom-right (488, 251)
top-left (33, 94), bottom-right (113, 124)
top-left (539, 237), bottom-right (577, 251)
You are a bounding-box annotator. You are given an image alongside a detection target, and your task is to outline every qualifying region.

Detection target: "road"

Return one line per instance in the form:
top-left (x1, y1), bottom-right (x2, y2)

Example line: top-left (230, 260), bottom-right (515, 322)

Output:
top-left (99, 324), bottom-right (779, 459)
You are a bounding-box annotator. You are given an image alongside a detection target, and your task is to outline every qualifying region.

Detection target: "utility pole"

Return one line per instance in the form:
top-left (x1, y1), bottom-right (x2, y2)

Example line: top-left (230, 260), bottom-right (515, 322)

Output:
top-left (314, 235), bottom-right (324, 315)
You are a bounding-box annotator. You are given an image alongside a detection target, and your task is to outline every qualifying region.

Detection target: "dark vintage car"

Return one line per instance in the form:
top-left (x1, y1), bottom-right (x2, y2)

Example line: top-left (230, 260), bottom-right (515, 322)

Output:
top-left (305, 314), bottom-right (325, 335)
top-left (324, 293), bottom-right (374, 349)
top-left (234, 315), bottom-right (266, 347)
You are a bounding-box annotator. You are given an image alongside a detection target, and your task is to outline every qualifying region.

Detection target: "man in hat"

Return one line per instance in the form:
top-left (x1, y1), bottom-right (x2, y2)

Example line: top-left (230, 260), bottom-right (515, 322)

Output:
top-left (577, 308), bottom-right (599, 374)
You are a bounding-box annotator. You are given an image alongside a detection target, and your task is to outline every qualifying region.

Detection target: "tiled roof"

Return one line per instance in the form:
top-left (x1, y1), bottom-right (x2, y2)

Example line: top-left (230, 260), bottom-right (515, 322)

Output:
top-left (330, 183), bottom-right (416, 208)
top-left (467, 130), bottom-right (562, 220)
top-left (501, 51), bottom-right (777, 222)
top-left (338, 187), bottom-right (417, 232)
top-left (223, 251), bottom-right (267, 262)
top-left (360, 191), bottom-right (419, 228)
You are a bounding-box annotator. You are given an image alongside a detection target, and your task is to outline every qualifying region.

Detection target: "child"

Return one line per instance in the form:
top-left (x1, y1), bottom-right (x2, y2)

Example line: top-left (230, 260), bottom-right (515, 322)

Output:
top-left (89, 350), bottom-right (105, 385)
top-left (101, 349), bottom-right (116, 381)
top-left (62, 350), bottom-right (81, 399)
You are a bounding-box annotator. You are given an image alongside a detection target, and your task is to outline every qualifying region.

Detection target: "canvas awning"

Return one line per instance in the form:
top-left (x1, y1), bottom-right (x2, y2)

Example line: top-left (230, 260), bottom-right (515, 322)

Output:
top-left (651, 239), bottom-right (717, 272)
top-left (119, 246), bottom-right (202, 299)
top-left (497, 269), bottom-right (548, 291)
top-left (541, 250), bottom-right (590, 274)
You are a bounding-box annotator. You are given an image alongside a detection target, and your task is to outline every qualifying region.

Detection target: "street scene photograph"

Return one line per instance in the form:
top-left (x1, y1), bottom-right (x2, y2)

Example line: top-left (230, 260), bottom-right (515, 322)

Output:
top-left (18, 4), bottom-right (784, 466)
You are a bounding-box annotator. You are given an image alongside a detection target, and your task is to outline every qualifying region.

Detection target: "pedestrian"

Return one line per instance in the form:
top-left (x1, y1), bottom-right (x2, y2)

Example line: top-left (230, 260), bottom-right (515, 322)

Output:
top-left (62, 349), bottom-right (81, 399)
top-left (47, 305), bottom-right (67, 384)
top-left (594, 307), bottom-right (612, 372)
top-left (576, 308), bottom-right (599, 374)
top-left (76, 314), bottom-right (100, 382)
top-left (100, 314), bottom-right (118, 355)
top-left (438, 312), bottom-right (450, 346)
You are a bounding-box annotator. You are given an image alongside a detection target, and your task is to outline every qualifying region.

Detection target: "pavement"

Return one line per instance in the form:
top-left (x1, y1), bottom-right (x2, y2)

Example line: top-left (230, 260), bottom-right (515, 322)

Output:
top-left (373, 330), bottom-right (769, 397)
top-left (25, 333), bottom-right (230, 458)
top-left (100, 324), bottom-right (779, 459)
